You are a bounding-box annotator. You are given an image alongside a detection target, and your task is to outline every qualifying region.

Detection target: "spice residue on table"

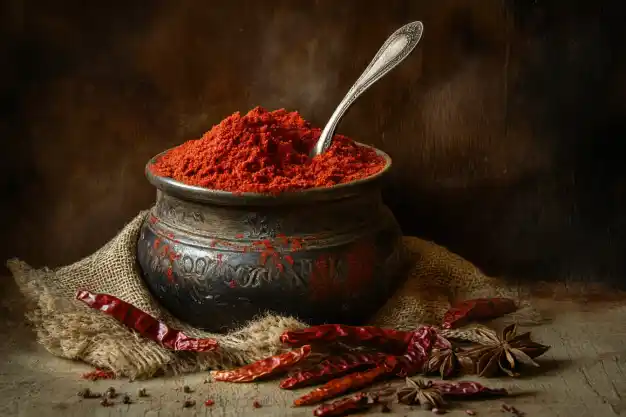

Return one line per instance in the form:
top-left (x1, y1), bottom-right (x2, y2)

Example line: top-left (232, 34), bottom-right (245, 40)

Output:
top-left (150, 107), bottom-right (386, 194)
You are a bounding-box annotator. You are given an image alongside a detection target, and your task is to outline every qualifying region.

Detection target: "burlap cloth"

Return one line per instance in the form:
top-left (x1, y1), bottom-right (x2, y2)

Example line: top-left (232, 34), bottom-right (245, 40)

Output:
top-left (6, 211), bottom-right (540, 379)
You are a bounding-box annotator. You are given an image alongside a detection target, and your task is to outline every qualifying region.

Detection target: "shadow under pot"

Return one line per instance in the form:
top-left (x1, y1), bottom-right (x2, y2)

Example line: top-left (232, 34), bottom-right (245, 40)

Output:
top-left (137, 145), bottom-right (406, 333)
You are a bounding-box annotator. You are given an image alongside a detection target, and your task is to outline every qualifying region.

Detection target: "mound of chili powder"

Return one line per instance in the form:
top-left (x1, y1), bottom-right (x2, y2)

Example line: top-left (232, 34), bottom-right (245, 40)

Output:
top-left (150, 107), bottom-right (386, 194)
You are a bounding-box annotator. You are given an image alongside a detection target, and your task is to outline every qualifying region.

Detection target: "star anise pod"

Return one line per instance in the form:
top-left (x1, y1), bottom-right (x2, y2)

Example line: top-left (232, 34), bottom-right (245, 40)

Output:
top-left (396, 378), bottom-right (445, 410)
top-left (425, 348), bottom-right (460, 379)
top-left (462, 324), bottom-right (550, 377)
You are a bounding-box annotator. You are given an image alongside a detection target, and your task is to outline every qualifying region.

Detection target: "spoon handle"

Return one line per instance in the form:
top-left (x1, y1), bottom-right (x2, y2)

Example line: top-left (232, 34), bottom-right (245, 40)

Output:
top-left (311, 21), bottom-right (424, 157)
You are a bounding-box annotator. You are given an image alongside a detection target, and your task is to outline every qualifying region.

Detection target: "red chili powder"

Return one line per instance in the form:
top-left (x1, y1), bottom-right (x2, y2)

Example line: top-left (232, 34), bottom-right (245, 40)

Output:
top-left (150, 107), bottom-right (386, 194)
top-left (81, 369), bottom-right (115, 381)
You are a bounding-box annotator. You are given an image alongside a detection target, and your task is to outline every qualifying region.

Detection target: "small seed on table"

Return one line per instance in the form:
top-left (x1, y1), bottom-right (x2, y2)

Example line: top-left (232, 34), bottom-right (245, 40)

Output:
top-left (252, 400), bottom-right (262, 408)
top-left (138, 388), bottom-right (148, 397)
top-left (205, 399), bottom-right (215, 406)
top-left (105, 387), bottom-right (117, 398)
top-left (100, 398), bottom-right (113, 407)
top-left (183, 385), bottom-right (193, 393)
top-left (183, 399), bottom-right (196, 408)
top-left (465, 410), bottom-right (476, 416)
top-left (122, 394), bottom-right (132, 404)
top-left (432, 408), bottom-right (446, 415)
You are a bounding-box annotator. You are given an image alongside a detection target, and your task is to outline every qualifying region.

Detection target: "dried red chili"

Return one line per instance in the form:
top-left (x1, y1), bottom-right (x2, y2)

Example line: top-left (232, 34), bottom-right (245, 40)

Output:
top-left (150, 107), bottom-right (386, 194)
top-left (212, 345), bottom-right (312, 382)
top-left (280, 352), bottom-right (388, 389)
top-left (293, 359), bottom-right (394, 407)
top-left (312, 393), bottom-right (374, 417)
top-left (442, 298), bottom-right (517, 329)
top-left (396, 326), bottom-right (449, 376)
top-left (280, 324), bottom-right (413, 354)
top-left (75, 290), bottom-right (219, 352)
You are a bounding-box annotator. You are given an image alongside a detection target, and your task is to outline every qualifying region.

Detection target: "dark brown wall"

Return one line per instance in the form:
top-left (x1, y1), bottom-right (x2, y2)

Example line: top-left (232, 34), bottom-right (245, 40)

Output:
top-left (2, 0), bottom-right (626, 284)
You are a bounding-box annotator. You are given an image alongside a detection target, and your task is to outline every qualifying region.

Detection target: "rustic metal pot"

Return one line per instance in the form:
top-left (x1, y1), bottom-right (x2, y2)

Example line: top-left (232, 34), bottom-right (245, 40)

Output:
top-left (137, 143), bottom-right (406, 332)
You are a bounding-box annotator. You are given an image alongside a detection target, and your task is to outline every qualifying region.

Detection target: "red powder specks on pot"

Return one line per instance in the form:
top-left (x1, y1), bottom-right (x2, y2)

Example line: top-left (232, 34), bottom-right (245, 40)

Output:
top-left (344, 240), bottom-right (376, 293)
top-left (309, 255), bottom-right (338, 302)
top-left (150, 107), bottom-right (386, 194)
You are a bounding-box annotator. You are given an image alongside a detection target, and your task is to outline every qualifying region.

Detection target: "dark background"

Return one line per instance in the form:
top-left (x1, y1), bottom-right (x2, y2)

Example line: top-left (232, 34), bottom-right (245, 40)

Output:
top-left (1, 0), bottom-right (625, 285)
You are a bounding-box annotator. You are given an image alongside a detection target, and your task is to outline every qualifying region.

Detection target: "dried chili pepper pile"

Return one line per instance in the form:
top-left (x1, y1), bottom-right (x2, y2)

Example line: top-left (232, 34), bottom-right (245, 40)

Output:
top-left (211, 298), bottom-right (550, 416)
top-left (150, 107), bottom-right (386, 194)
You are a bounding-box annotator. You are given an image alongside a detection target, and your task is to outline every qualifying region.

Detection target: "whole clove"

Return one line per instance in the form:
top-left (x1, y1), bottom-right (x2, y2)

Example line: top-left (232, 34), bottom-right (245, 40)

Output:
top-left (105, 387), bottom-right (117, 399)
top-left (122, 394), bottom-right (132, 404)
top-left (183, 399), bottom-right (196, 408)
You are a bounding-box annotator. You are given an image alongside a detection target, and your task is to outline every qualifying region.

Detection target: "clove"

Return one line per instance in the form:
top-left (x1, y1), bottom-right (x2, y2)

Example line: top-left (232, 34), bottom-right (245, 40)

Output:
top-left (105, 387), bottom-right (117, 399)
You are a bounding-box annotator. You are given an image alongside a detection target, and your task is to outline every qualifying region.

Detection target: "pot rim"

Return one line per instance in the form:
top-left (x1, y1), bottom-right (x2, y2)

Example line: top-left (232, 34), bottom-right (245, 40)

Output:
top-left (144, 142), bottom-right (392, 206)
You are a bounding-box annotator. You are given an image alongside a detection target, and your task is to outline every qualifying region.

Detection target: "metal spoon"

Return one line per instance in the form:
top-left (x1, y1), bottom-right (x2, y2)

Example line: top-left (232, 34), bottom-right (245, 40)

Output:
top-left (310, 21), bottom-right (424, 158)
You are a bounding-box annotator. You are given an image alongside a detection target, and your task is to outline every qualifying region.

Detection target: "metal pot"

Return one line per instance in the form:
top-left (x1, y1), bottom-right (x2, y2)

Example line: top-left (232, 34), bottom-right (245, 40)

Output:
top-left (137, 144), bottom-right (406, 332)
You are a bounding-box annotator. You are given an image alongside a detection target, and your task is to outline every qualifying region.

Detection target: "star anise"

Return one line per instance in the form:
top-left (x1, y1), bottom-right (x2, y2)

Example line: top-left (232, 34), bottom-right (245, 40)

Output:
top-left (462, 324), bottom-right (550, 377)
top-left (425, 348), bottom-right (460, 379)
top-left (396, 378), bottom-right (445, 410)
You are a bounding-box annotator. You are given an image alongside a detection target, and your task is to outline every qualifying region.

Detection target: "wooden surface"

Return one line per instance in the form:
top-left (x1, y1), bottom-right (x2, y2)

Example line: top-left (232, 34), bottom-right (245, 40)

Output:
top-left (2, 281), bottom-right (626, 417)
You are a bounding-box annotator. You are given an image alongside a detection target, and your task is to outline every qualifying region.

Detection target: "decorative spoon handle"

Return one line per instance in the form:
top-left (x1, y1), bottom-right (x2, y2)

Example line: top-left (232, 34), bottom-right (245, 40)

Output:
top-left (310, 21), bottom-right (424, 158)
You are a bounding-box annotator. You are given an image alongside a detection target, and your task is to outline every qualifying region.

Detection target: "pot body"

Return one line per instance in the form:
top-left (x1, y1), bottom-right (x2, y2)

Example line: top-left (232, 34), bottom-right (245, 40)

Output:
top-left (137, 189), bottom-right (405, 332)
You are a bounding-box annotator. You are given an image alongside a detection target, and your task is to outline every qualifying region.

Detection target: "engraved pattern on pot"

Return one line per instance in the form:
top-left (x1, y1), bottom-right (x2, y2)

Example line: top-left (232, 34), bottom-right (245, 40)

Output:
top-left (179, 254), bottom-right (213, 301)
top-left (157, 198), bottom-right (205, 226)
top-left (243, 212), bottom-right (280, 239)
top-left (148, 245), bottom-right (311, 293)
top-left (142, 238), bottom-right (174, 280)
